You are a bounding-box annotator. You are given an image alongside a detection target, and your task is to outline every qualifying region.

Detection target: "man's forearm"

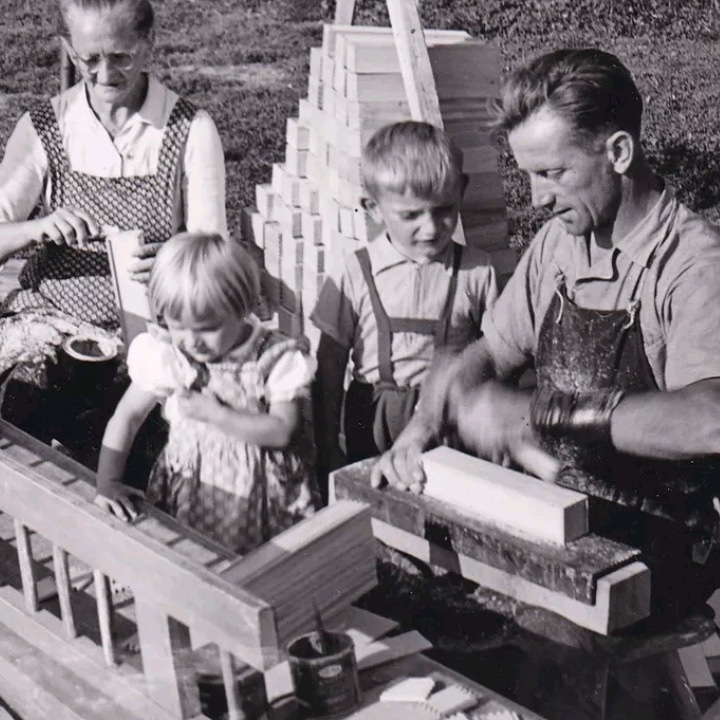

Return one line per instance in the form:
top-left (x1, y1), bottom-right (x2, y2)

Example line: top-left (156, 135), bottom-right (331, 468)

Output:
top-left (610, 378), bottom-right (720, 460)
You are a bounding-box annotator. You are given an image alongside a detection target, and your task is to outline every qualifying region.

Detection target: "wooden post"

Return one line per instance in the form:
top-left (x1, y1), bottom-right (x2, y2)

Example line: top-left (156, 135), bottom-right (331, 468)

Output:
top-left (385, 0), bottom-right (443, 126)
top-left (52, 545), bottom-right (77, 640)
top-left (93, 570), bottom-right (116, 667)
top-left (135, 599), bottom-right (202, 718)
top-left (334, 0), bottom-right (356, 25)
top-left (59, 38), bottom-right (75, 92)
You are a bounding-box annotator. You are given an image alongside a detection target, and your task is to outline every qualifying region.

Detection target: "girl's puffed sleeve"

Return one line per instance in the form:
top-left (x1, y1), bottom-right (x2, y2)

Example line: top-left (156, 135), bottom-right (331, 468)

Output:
top-left (126, 332), bottom-right (178, 397)
top-left (265, 349), bottom-right (317, 404)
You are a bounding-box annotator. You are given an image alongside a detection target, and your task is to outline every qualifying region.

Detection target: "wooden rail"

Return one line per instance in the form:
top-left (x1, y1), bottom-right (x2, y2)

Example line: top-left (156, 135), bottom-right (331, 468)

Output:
top-left (0, 421), bottom-right (374, 720)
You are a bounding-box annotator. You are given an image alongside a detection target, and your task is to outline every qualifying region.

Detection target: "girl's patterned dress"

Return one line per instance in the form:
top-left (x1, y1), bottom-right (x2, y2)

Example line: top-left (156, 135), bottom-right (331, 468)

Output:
top-left (127, 318), bottom-right (318, 555)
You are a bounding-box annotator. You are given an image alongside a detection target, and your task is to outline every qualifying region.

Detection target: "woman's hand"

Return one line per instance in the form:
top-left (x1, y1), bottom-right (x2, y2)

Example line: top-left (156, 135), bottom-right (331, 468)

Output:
top-left (35, 206), bottom-right (100, 247)
top-left (129, 242), bottom-right (164, 284)
top-left (176, 390), bottom-right (224, 425)
top-left (94, 482), bottom-right (143, 522)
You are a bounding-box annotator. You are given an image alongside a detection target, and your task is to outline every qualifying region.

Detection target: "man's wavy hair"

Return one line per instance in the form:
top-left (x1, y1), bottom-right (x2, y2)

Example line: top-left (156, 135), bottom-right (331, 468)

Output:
top-left (492, 49), bottom-right (644, 145)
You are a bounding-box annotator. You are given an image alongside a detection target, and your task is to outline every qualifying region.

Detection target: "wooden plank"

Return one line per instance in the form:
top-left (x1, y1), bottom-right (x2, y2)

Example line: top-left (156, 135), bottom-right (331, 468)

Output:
top-left (14, 519), bottom-right (38, 613)
top-left (428, 41), bottom-right (503, 100)
top-left (356, 630), bottom-right (432, 670)
top-left (421, 447), bottom-right (588, 546)
top-left (0, 443), bottom-right (278, 669)
top-left (374, 519), bottom-right (650, 635)
top-left (135, 599), bottom-right (201, 718)
top-left (52, 545), bottom-right (77, 639)
top-left (386, 0), bottom-right (443, 124)
top-left (331, 460), bottom-right (642, 605)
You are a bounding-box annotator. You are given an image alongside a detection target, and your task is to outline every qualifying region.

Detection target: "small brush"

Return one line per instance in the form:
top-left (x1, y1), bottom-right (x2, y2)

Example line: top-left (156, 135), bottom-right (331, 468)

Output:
top-left (312, 599), bottom-right (330, 656)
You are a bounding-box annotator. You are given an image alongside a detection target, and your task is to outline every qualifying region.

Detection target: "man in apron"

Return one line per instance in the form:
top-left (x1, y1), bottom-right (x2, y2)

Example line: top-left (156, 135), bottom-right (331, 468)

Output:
top-left (373, 48), bottom-right (720, 717)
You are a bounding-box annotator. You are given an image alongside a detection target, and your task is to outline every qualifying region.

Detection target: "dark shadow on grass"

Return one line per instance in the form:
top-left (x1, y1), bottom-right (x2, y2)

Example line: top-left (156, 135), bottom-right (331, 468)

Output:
top-left (649, 139), bottom-right (720, 212)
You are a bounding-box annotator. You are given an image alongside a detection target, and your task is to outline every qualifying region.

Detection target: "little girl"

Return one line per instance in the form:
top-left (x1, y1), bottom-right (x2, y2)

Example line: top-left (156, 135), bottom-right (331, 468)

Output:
top-left (95, 232), bottom-right (318, 554)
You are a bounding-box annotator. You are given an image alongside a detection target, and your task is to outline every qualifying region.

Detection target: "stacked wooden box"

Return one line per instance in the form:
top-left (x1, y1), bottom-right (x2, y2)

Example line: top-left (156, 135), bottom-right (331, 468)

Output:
top-left (242, 24), bottom-right (513, 350)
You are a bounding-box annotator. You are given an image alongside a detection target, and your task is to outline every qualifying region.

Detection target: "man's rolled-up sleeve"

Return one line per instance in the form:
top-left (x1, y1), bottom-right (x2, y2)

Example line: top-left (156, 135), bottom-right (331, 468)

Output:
top-left (664, 245), bottom-right (720, 389)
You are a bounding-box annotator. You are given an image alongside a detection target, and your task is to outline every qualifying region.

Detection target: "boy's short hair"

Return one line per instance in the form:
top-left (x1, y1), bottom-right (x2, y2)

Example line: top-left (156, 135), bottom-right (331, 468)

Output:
top-left (148, 232), bottom-right (260, 324)
top-left (362, 121), bottom-right (464, 201)
top-left (492, 48), bottom-right (644, 144)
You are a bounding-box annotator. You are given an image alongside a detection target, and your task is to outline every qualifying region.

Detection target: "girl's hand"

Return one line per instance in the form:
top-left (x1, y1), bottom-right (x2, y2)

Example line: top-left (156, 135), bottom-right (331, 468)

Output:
top-left (176, 390), bottom-right (224, 424)
top-left (94, 482), bottom-right (143, 522)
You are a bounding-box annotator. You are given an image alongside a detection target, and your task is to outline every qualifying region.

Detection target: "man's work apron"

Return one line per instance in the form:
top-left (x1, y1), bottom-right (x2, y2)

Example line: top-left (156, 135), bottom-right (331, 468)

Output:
top-left (345, 243), bottom-right (463, 462)
top-left (535, 269), bottom-right (720, 618)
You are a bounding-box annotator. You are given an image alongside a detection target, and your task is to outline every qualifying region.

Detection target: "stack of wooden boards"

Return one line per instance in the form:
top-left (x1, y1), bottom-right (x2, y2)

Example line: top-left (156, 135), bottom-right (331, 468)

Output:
top-left (331, 447), bottom-right (652, 636)
top-left (241, 24), bottom-right (513, 350)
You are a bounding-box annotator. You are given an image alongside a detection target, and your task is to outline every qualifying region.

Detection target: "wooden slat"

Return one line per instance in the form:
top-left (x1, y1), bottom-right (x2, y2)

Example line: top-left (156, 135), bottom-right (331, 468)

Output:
top-left (0, 440), bottom-right (277, 669)
top-left (332, 460), bottom-right (641, 605)
top-left (14, 519), bottom-right (38, 613)
top-left (93, 570), bottom-right (116, 667)
top-left (219, 650), bottom-right (244, 720)
top-left (386, 0), bottom-right (443, 125)
top-left (334, 0), bottom-right (356, 26)
top-left (52, 545), bottom-right (77, 639)
top-left (421, 447), bottom-right (588, 545)
top-left (135, 599), bottom-right (201, 718)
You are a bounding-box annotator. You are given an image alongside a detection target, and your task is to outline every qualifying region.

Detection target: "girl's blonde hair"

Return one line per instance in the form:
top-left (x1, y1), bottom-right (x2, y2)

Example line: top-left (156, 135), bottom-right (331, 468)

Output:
top-left (149, 233), bottom-right (260, 325)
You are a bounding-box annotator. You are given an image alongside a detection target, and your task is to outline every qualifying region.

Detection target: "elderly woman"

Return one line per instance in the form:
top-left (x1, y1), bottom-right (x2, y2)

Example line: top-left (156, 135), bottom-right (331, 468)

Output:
top-left (0, 0), bottom-right (227, 459)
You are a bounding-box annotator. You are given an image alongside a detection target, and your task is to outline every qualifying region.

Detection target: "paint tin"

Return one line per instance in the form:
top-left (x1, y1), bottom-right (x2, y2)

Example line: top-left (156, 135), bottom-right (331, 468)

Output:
top-left (287, 630), bottom-right (361, 716)
top-left (56, 334), bottom-right (119, 392)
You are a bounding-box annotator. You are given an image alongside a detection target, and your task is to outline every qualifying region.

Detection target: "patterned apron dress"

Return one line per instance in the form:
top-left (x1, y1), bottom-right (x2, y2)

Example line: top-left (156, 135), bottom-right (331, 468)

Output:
top-left (146, 330), bottom-right (318, 555)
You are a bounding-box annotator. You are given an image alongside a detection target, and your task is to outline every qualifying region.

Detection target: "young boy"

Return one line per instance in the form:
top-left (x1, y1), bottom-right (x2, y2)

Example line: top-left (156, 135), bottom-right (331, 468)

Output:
top-left (311, 121), bottom-right (498, 488)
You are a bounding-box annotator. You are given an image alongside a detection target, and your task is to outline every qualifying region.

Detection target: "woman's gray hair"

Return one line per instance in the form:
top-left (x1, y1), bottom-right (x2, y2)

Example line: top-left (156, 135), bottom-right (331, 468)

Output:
top-left (58, 0), bottom-right (155, 39)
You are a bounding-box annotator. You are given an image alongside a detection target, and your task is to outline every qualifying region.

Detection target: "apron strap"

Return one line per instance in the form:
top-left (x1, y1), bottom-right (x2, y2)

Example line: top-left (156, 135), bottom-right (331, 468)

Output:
top-left (355, 247), bottom-right (395, 385)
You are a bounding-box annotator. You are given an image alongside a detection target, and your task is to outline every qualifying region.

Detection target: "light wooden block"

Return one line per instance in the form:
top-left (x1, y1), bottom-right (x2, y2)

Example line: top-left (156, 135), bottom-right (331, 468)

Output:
top-left (345, 71), bottom-right (405, 102)
top-left (321, 52), bottom-right (334, 87)
top-left (286, 148), bottom-right (309, 178)
top-left (421, 446), bottom-right (589, 546)
top-left (255, 184), bottom-right (276, 220)
top-left (276, 202), bottom-right (302, 238)
top-left (298, 180), bottom-right (319, 215)
top-left (339, 206), bottom-right (355, 238)
top-left (286, 117), bottom-right (310, 151)
top-left (335, 94), bottom-right (349, 126)
top-left (343, 30), bottom-right (471, 74)
top-left (309, 47), bottom-right (323, 82)
top-left (240, 206), bottom-right (263, 247)
top-left (336, 179), bottom-right (362, 208)
top-left (298, 98), bottom-right (314, 124)
top-left (271, 162), bottom-right (285, 197)
top-left (304, 241), bottom-right (325, 274)
top-left (305, 153), bottom-right (321, 184)
top-left (301, 213), bottom-right (323, 245)
top-left (307, 77), bottom-right (321, 108)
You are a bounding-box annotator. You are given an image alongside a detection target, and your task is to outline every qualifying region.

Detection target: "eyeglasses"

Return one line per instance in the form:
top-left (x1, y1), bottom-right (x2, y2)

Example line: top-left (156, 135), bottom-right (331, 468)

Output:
top-left (67, 44), bottom-right (142, 73)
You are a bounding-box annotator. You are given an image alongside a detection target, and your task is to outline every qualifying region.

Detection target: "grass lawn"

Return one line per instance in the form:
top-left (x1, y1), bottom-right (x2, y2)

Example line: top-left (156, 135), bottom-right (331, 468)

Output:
top-left (2, 0), bottom-right (720, 252)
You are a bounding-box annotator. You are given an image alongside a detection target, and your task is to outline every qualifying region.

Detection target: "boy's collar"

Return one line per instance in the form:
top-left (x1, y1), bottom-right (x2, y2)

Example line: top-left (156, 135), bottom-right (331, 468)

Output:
top-left (368, 233), bottom-right (453, 274)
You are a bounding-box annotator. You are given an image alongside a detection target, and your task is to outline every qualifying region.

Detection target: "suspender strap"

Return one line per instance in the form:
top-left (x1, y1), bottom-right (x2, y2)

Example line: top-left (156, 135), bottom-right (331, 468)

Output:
top-left (434, 242), bottom-right (463, 346)
top-left (355, 242), bottom-right (464, 385)
top-left (355, 247), bottom-right (395, 384)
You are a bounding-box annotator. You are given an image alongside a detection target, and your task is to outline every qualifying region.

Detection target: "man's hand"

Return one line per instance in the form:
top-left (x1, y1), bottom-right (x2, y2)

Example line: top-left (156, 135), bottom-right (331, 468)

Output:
top-left (369, 412), bottom-right (436, 492)
top-left (36, 206), bottom-right (100, 247)
top-left (455, 380), bottom-right (533, 464)
top-left (94, 482), bottom-right (143, 522)
top-left (129, 242), bottom-right (164, 284)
